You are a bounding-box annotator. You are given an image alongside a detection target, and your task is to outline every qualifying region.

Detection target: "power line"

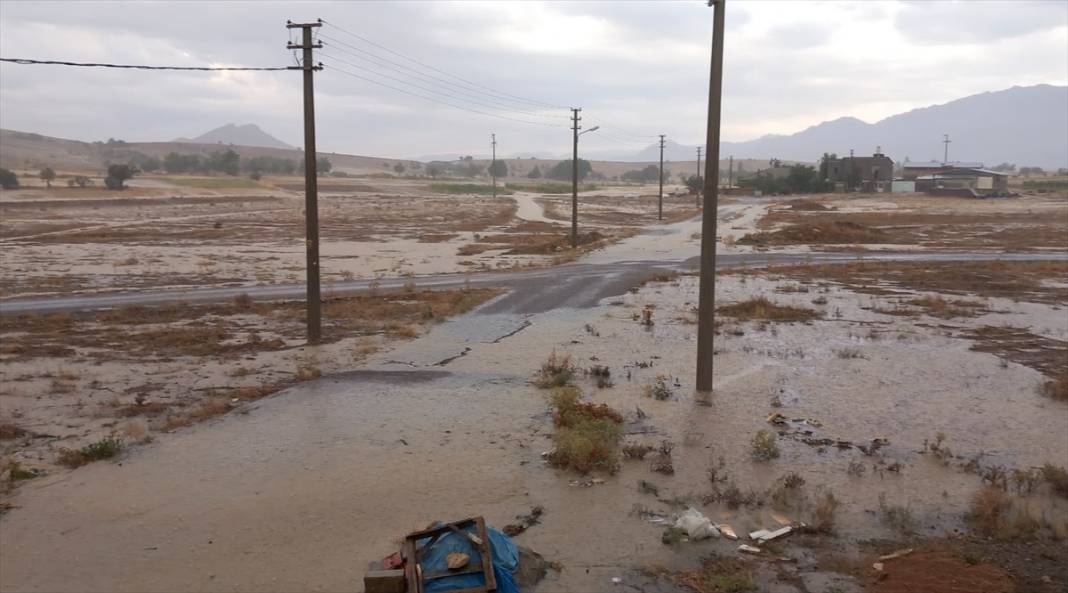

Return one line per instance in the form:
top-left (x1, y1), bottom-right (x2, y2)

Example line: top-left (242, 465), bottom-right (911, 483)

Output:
top-left (321, 60), bottom-right (565, 128)
top-left (0, 57), bottom-right (288, 71)
top-left (321, 20), bottom-right (567, 110)
top-left (319, 51), bottom-right (564, 121)
top-left (320, 34), bottom-right (567, 120)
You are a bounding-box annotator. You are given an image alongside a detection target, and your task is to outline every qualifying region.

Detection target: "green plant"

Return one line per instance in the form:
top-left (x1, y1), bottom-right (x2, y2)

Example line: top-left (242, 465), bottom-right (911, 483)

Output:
top-left (57, 437), bottom-right (123, 468)
top-left (8, 462), bottom-right (43, 481)
top-left (546, 386), bottom-right (623, 473)
top-left (750, 430), bottom-right (780, 461)
top-left (535, 350), bottom-right (574, 388)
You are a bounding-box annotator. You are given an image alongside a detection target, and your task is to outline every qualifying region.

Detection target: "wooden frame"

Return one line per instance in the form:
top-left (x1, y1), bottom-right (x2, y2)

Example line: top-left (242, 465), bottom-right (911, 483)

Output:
top-left (403, 516), bottom-right (496, 593)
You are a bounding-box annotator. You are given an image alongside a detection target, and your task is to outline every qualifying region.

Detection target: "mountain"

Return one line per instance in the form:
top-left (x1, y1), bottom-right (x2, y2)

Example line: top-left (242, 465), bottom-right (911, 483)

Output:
top-left (175, 124), bottom-right (294, 150)
top-left (626, 85), bottom-right (1067, 168)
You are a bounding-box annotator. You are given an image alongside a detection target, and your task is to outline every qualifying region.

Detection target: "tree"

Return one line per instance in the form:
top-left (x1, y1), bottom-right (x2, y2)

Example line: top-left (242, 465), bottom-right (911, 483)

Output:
top-left (39, 167), bottom-right (56, 188)
top-left (104, 164), bottom-right (135, 190)
top-left (427, 165), bottom-right (441, 178)
top-left (67, 175), bottom-right (92, 188)
top-left (393, 163), bottom-right (406, 174)
top-left (488, 160), bottom-right (507, 178)
top-left (317, 156), bottom-right (332, 173)
top-left (208, 149), bottom-right (240, 175)
top-left (991, 162), bottom-right (1016, 172)
top-left (546, 158), bottom-right (592, 181)
top-left (685, 175), bottom-right (703, 193)
top-left (527, 166), bottom-right (542, 179)
top-left (0, 167), bottom-right (18, 189)
top-left (622, 164), bottom-right (660, 183)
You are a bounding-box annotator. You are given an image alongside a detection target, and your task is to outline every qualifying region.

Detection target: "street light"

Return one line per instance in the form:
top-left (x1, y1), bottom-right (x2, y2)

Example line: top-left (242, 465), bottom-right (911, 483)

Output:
top-left (570, 114), bottom-right (599, 248)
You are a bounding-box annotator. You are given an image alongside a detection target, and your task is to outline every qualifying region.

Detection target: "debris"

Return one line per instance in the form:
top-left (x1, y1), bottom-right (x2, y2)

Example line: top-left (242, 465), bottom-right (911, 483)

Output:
top-left (872, 562), bottom-right (884, 572)
top-left (569, 477), bottom-right (605, 487)
top-left (749, 529), bottom-right (770, 540)
top-left (503, 506), bottom-right (544, 537)
top-left (718, 524), bottom-right (739, 540)
top-left (767, 412), bottom-right (788, 425)
top-left (738, 544), bottom-right (762, 555)
top-left (770, 512), bottom-right (793, 526)
top-left (611, 577), bottom-right (623, 584)
top-left (675, 507), bottom-right (720, 540)
top-left (662, 526), bottom-right (687, 545)
top-left (446, 552), bottom-right (470, 570)
top-left (878, 547), bottom-right (914, 562)
top-left (758, 525), bottom-right (796, 543)
top-left (364, 569), bottom-right (405, 593)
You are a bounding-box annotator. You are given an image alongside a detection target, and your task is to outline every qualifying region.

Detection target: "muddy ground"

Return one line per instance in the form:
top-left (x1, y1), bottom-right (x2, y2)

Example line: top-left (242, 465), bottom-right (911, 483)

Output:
top-left (0, 187), bottom-right (1066, 593)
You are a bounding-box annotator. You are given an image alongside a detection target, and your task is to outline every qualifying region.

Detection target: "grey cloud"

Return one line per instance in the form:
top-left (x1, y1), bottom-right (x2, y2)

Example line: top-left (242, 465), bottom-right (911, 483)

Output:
top-left (894, 0), bottom-right (1068, 44)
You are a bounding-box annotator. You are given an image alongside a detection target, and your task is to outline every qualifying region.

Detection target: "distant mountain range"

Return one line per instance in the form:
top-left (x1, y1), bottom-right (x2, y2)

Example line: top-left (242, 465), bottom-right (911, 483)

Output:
top-left (175, 123), bottom-right (293, 150)
top-left (622, 85), bottom-right (1067, 168)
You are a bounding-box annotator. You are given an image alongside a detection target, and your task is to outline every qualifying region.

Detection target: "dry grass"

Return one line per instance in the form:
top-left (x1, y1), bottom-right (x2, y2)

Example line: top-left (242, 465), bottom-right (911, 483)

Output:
top-left (56, 437), bottom-right (123, 468)
top-left (718, 296), bottom-right (821, 322)
top-left (750, 430), bottom-right (780, 461)
top-left (968, 487), bottom-right (1045, 540)
top-left (739, 220), bottom-right (887, 246)
top-left (908, 294), bottom-right (988, 318)
top-left (546, 386), bottom-right (623, 473)
top-left (535, 350), bottom-right (575, 389)
top-left (1042, 375), bottom-right (1068, 402)
top-left (674, 556), bottom-right (755, 593)
top-left (965, 326), bottom-right (1067, 378)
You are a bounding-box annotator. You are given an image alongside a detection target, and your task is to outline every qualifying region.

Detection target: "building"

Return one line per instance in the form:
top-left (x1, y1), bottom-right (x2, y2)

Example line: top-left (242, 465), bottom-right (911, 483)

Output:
top-left (821, 150), bottom-right (894, 192)
top-left (900, 161), bottom-right (984, 180)
top-left (914, 167), bottom-right (1010, 197)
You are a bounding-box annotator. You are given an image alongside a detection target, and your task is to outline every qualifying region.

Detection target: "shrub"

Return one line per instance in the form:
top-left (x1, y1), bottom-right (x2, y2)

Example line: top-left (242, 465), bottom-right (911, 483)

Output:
top-left (1042, 464), bottom-right (1068, 498)
top-left (535, 350), bottom-right (574, 388)
top-left (547, 386), bottom-right (623, 473)
top-left (810, 491), bottom-right (840, 534)
top-left (750, 430), bottom-right (780, 461)
top-left (57, 437), bottom-right (123, 468)
top-left (1041, 374), bottom-right (1068, 401)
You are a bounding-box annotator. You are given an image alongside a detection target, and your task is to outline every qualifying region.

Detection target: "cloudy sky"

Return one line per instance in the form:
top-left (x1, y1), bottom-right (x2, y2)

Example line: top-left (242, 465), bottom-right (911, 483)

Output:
top-left (1, 0), bottom-right (1065, 159)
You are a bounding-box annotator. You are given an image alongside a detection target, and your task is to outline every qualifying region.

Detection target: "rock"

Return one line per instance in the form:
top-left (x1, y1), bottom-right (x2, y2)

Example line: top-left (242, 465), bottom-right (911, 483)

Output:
top-left (446, 552), bottom-right (469, 570)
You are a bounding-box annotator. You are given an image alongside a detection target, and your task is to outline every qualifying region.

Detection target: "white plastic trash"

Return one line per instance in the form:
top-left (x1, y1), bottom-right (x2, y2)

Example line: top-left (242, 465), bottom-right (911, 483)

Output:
top-left (674, 507), bottom-right (720, 540)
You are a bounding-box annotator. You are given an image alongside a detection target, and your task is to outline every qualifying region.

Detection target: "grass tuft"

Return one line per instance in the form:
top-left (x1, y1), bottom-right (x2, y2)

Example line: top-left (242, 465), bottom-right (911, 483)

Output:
top-left (718, 297), bottom-right (820, 322)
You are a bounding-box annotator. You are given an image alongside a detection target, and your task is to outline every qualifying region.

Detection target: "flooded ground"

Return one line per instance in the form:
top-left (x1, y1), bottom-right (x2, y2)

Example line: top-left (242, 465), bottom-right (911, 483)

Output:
top-left (2, 198), bottom-right (1066, 591)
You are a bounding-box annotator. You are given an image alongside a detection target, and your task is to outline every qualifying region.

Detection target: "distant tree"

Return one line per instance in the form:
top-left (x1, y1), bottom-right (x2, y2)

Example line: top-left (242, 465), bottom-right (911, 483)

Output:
top-left (249, 171), bottom-right (262, 181)
top-left (488, 160), bottom-right (507, 178)
top-left (393, 163), bottom-right (406, 174)
top-left (0, 167), bottom-right (19, 189)
top-left (67, 175), bottom-right (92, 188)
top-left (459, 161), bottom-right (483, 177)
top-left (427, 165), bottom-right (441, 178)
top-left (104, 164), bottom-right (135, 190)
top-left (1058, 168), bottom-right (1068, 176)
top-left (685, 175), bottom-right (703, 193)
top-left (1019, 166), bottom-right (1045, 177)
top-left (139, 156), bottom-right (161, 173)
top-left (39, 167), bottom-right (56, 188)
top-left (208, 149), bottom-right (240, 175)
top-left (164, 152), bottom-right (203, 174)
top-left (461, 155), bottom-right (473, 161)
top-left (546, 158), bottom-right (592, 182)
top-left (622, 164), bottom-right (660, 183)
top-left (991, 162), bottom-right (1016, 172)
top-left (317, 156), bottom-right (332, 173)
top-left (527, 165), bottom-right (542, 179)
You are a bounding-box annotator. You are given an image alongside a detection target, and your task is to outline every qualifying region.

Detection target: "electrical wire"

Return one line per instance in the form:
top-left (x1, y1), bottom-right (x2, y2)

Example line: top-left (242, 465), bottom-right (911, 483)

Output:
top-left (321, 61), bottom-right (566, 128)
top-left (321, 20), bottom-right (567, 111)
top-left (320, 50), bottom-right (564, 122)
top-left (0, 58), bottom-right (288, 71)
top-left (320, 35), bottom-right (567, 119)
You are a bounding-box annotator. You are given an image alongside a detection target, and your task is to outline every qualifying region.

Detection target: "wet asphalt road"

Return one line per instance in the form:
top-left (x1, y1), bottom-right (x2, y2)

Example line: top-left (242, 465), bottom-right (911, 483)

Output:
top-left (1, 249), bottom-right (1064, 315)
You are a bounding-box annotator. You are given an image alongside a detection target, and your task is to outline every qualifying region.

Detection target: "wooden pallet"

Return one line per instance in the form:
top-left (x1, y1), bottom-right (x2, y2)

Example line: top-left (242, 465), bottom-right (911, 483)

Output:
top-left (403, 516), bottom-right (496, 593)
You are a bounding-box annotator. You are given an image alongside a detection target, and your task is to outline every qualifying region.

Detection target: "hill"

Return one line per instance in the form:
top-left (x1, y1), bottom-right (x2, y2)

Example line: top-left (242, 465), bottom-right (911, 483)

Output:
top-left (175, 123), bottom-right (294, 150)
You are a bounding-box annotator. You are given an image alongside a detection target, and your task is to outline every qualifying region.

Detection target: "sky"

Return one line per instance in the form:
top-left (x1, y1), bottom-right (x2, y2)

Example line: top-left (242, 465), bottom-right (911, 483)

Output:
top-left (1, 0), bottom-right (1066, 160)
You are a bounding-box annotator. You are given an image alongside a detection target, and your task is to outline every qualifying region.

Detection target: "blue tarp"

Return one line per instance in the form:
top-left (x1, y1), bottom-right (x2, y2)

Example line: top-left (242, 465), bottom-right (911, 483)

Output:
top-left (418, 524), bottom-right (520, 593)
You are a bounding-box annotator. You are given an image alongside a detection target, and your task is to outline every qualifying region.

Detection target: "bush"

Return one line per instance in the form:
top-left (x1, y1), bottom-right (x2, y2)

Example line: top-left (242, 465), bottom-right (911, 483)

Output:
top-left (535, 350), bottom-right (574, 388)
top-left (56, 437), bottom-right (123, 468)
top-left (0, 167), bottom-right (18, 189)
top-left (750, 430), bottom-right (780, 461)
top-left (547, 386), bottom-right (623, 473)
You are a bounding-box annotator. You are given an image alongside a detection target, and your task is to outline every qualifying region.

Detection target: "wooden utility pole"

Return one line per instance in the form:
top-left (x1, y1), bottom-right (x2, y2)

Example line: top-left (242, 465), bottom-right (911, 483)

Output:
top-left (696, 146), bottom-right (702, 208)
top-left (657, 134), bottom-right (666, 221)
top-left (696, 0), bottom-right (726, 392)
top-left (491, 133), bottom-right (497, 199)
top-left (728, 155), bottom-right (733, 188)
top-left (570, 107), bottom-right (581, 248)
top-left (287, 20), bottom-right (323, 344)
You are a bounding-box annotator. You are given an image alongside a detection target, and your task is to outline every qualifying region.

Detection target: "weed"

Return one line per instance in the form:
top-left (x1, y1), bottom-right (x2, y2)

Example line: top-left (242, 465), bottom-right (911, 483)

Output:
top-left (878, 493), bottom-right (914, 534)
top-left (56, 437), bottom-right (123, 468)
top-left (810, 491), bottom-right (840, 534)
top-left (1041, 374), bottom-right (1068, 401)
top-left (750, 430), bottom-right (780, 461)
top-left (650, 440), bottom-right (676, 475)
top-left (1041, 464), bottom-right (1068, 498)
top-left (834, 347), bottom-right (866, 360)
top-left (295, 365), bottom-right (321, 381)
top-left (925, 432), bottom-right (953, 465)
top-left (675, 556), bottom-right (755, 593)
top-left (847, 460), bottom-right (866, 477)
top-left (643, 375), bottom-right (674, 400)
top-left (546, 386), bottom-right (623, 473)
top-left (8, 462), bottom-right (44, 481)
top-left (622, 441), bottom-right (655, 460)
top-left (811, 295), bottom-right (829, 305)
top-left (233, 293), bottom-right (253, 310)
top-left (588, 365), bottom-right (613, 388)
top-left (718, 297), bottom-right (820, 322)
top-left (769, 472), bottom-right (806, 510)
top-left (535, 350), bottom-right (574, 389)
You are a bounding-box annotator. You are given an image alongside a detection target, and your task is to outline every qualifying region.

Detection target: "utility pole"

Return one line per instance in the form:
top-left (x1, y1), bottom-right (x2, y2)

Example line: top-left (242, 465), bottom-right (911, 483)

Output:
top-left (287, 20), bottom-right (323, 344)
top-left (728, 155), bottom-right (733, 189)
top-left (491, 133), bottom-right (497, 199)
top-left (696, 0), bottom-right (726, 393)
top-left (696, 146), bottom-right (702, 208)
top-left (658, 134), bottom-right (666, 221)
top-left (571, 107), bottom-right (581, 248)
top-left (943, 133), bottom-right (951, 164)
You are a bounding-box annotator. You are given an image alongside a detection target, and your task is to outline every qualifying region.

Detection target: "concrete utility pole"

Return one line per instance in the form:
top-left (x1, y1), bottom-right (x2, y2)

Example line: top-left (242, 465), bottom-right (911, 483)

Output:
top-left (943, 133), bottom-right (951, 164)
top-left (491, 133), bottom-right (497, 199)
top-left (728, 155), bottom-right (733, 189)
top-left (696, 146), bottom-right (702, 208)
top-left (570, 107), bottom-right (581, 248)
top-left (696, 0), bottom-right (726, 393)
top-left (658, 134), bottom-right (666, 221)
top-left (287, 20), bottom-right (323, 344)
